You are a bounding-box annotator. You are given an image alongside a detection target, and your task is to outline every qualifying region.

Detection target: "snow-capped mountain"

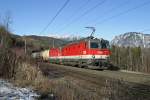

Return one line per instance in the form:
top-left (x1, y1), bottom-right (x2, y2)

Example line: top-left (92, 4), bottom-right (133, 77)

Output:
top-left (111, 32), bottom-right (150, 47)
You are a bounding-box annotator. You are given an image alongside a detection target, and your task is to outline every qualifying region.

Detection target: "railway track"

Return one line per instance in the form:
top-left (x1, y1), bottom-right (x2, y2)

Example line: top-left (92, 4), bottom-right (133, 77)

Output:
top-left (38, 62), bottom-right (150, 86)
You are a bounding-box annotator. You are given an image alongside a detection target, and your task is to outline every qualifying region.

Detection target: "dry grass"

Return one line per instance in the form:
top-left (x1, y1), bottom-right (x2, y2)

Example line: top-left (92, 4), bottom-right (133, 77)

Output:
top-left (0, 48), bottom-right (51, 94)
top-left (40, 76), bottom-right (125, 100)
top-left (0, 49), bottom-right (18, 78)
top-left (14, 62), bottom-right (50, 92)
top-left (40, 76), bottom-right (150, 100)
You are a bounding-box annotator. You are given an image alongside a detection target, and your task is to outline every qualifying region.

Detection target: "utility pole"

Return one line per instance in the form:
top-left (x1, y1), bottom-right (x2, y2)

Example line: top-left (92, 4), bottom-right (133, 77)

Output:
top-left (140, 33), bottom-right (144, 68)
top-left (142, 33), bottom-right (145, 48)
top-left (53, 39), bottom-right (55, 48)
top-left (24, 35), bottom-right (27, 54)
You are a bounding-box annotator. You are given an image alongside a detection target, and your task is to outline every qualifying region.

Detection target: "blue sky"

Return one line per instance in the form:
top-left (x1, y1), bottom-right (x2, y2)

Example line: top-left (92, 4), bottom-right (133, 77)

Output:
top-left (0, 0), bottom-right (150, 40)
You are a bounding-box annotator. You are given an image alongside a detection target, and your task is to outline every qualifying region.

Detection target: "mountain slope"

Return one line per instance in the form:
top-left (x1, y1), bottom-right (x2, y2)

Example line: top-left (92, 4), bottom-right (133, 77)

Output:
top-left (111, 32), bottom-right (150, 47)
top-left (6, 34), bottom-right (68, 52)
top-left (23, 35), bottom-right (68, 49)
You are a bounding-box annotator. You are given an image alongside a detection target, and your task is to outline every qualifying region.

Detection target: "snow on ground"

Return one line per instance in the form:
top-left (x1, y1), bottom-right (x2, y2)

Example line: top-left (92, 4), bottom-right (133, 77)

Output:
top-left (0, 79), bottom-right (39, 100)
top-left (120, 70), bottom-right (150, 75)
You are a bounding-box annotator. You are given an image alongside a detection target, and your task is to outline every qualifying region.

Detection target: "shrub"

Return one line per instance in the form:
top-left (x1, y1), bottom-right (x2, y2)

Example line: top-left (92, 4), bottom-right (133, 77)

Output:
top-left (0, 49), bottom-right (18, 78)
top-left (0, 47), bottom-right (50, 94)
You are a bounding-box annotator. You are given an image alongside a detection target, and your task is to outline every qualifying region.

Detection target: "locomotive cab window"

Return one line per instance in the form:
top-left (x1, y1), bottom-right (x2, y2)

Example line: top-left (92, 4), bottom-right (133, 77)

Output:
top-left (90, 42), bottom-right (99, 48)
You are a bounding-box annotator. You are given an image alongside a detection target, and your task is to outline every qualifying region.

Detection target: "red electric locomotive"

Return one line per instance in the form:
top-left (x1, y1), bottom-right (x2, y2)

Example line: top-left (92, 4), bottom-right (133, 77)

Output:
top-left (49, 27), bottom-right (113, 70)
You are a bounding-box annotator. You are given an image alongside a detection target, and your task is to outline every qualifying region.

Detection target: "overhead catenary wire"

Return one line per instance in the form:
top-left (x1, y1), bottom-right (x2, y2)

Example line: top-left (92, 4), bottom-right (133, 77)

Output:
top-left (67, 0), bottom-right (91, 19)
top-left (94, 0), bottom-right (150, 26)
top-left (40, 0), bottom-right (70, 34)
top-left (59, 0), bottom-right (106, 33)
top-left (54, 0), bottom-right (91, 33)
top-left (85, 0), bottom-right (130, 25)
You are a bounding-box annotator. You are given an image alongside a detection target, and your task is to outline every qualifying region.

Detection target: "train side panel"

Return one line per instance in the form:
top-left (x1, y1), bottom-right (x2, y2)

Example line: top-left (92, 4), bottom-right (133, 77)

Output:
top-left (46, 36), bottom-right (113, 69)
top-left (49, 48), bottom-right (61, 63)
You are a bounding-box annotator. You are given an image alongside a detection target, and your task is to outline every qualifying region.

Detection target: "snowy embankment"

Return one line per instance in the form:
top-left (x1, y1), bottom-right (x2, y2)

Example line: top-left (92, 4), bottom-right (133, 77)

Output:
top-left (0, 79), bottom-right (39, 100)
top-left (120, 70), bottom-right (150, 75)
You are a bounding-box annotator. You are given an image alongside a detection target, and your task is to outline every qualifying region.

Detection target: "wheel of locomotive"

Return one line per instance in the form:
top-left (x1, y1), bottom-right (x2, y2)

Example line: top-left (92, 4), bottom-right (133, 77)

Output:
top-left (72, 63), bottom-right (78, 67)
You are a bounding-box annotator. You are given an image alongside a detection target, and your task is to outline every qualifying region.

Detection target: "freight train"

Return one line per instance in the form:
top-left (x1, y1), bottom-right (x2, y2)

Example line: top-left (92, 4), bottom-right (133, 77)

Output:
top-left (32, 27), bottom-right (117, 70)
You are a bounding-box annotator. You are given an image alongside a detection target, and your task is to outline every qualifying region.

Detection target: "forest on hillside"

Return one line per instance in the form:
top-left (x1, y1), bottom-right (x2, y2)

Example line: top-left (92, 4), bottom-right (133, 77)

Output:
top-left (110, 46), bottom-right (150, 73)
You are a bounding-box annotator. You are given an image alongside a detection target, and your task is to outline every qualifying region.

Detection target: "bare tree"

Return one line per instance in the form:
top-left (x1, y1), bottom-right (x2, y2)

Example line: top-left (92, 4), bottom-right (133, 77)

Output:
top-left (3, 11), bottom-right (13, 30)
top-left (0, 11), bottom-right (13, 48)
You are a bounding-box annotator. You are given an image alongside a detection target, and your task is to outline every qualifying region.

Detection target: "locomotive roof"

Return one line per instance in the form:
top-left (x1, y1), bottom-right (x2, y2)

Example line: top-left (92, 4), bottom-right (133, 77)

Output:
top-left (50, 36), bottom-right (108, 49)
top-left (62, 36), bottom-right (101, 47)
top-left (73, 36), bottom-right (102, 42)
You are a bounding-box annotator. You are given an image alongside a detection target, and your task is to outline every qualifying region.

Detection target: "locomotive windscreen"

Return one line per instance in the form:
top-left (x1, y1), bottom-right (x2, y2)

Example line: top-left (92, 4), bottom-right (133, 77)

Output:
top-left (90, 42), bottom-right (99, 48)
top-left (90, 39), bottom-right (110, 49)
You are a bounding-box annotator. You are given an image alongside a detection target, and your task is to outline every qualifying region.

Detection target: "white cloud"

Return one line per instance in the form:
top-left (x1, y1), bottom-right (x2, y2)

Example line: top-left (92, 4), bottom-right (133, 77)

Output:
top-left (48, 33), bottom-right (81, 39)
